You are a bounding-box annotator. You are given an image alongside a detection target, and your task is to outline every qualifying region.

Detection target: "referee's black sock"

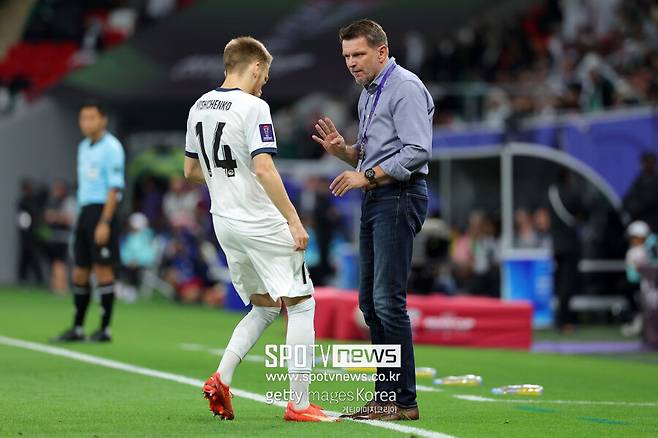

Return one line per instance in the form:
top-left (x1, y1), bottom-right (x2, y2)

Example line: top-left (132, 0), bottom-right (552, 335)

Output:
top-left (98, 283), bottom-right (115, 332)
top-left (72, 283), bottom-right (91, 331)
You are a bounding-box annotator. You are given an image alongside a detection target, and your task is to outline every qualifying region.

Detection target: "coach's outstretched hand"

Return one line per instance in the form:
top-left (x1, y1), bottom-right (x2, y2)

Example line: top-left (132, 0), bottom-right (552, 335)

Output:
top-left (312, 117), bottom-right (351, 159)
top-left (312, 117), bottom-right (360, 168)
top-left (288, 220), bottom-right (309, 251)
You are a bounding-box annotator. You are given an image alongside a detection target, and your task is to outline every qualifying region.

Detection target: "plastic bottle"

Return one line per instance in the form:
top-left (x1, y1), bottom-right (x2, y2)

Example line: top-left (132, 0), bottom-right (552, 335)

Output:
top-left (491, 384), bottom-right (543, 396)
top-left (434, 374), bottom-right (483, 386)
top-left (415, 367), bottom-right (437, 378)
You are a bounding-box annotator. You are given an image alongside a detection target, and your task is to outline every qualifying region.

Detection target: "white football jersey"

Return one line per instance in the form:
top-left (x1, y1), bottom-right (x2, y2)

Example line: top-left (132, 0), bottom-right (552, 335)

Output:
top-left (185, 87), bottom-right (287, 236)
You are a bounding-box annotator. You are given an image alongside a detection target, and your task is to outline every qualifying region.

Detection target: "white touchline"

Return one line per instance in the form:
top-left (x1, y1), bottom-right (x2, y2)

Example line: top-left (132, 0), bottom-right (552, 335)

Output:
top-left (179, 343), bottom-right (265, 363)
top-left (453, 394), bottom-right (658, 407)
top-left (1, 336), bottom-right (455, 438)
top-left (417, 385), bottom-right (444, 393)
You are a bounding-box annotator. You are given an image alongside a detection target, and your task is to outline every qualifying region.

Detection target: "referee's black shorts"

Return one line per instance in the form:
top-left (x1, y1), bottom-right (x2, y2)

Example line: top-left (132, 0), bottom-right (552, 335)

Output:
top-left (73, 204), bottom-right (120, 268)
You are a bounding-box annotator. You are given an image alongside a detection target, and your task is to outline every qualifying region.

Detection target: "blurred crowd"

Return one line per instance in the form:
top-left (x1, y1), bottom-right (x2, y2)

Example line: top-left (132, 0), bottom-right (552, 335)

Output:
top-left (427, 0), bottom-right (658, 127)
top-left (5, 0), bottom-right (658, 127)
top-left (10, 0), bottom-right (658, 333)
top-left (21, 0), bottom-right (192, 44)
top-left (16, 179), bottom-right (74, 292)
top-left (15, 149), bottom-right (658, 334)
top-left (15, 171), bottom-right (347, 307)
top-left (267, 0), bottom-right (658, 152)
top-left (0, 0), bottom-right (195, 114)
top-left (409, 207), bottom-right (551, 298)
top-left (410, 152), bottom-right (658, 334)
top-left (16, 175), bottom-right (226, 305)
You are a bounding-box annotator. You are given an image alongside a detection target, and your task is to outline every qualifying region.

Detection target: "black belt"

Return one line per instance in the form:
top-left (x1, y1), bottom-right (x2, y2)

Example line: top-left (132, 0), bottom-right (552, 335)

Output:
top-left (364, 173), bottom-right (427, 191)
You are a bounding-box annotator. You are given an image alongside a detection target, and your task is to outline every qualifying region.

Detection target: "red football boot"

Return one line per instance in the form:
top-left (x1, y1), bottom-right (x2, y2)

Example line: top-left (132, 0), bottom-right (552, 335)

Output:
top-left (202, 372), bottom-right (234, 420)
top-left (283, 402), bottom-right (338, 422)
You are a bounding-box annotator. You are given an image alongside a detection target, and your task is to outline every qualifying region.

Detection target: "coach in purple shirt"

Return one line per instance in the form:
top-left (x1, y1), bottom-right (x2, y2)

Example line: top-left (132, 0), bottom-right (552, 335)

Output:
top-left (312, 19), bottom-right (433, 421)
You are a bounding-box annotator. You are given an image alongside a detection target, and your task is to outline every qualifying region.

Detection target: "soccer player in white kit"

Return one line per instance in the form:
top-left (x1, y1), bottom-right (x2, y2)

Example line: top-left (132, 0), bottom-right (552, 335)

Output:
top-left (183, 36), bottom-right (334, 422)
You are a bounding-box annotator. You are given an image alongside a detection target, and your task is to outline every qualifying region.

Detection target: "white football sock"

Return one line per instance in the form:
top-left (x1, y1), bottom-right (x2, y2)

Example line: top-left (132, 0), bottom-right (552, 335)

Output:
top-left (216, 350), bottom-right (241, 386)
top-left (286, 297), bottom-right (315, 410)
top-left (218, 304), bottom-right (280, 385)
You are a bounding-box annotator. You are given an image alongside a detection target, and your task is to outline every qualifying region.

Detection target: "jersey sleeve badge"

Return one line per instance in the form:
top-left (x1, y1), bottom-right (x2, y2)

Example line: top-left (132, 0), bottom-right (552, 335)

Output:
top-left (259, 124), bottom-right (275, 142)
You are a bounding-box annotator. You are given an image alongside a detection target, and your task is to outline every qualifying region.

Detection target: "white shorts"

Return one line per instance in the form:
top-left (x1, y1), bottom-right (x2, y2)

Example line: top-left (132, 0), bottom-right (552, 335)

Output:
top-left (212, 215), bottom-right (314, 306)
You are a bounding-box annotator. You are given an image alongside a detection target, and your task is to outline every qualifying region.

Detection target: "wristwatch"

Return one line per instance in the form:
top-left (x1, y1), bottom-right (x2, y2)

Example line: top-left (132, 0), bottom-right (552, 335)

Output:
top-left (364, 168), bottom-right (376, 183)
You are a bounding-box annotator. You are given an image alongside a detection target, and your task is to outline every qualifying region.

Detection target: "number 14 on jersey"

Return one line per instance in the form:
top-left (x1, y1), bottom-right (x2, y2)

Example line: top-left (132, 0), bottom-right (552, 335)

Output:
top-left (195, 121), bottom-right (238, 177)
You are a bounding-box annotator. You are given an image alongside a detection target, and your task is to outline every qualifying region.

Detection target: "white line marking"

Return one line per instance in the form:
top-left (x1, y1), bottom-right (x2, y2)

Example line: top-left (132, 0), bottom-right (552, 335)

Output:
top-left (179, 343), bottom-right (265, 363)
top-left (208, 348), bottom-right (264, 363)
top-left (454, 394), bottom-right (658, 407)
top-left (1, 336), bottom-right (454, 438)
top-left (179, 343), bottom-right (205, 351)
top-left (417, 384), bottom-right (444, 392)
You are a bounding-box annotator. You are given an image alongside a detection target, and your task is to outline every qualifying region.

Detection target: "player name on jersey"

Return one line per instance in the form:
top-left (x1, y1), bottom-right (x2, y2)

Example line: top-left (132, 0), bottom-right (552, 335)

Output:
top-left (185, 88), bottom-right (286, 236)
top-left (196, 99), bottom-right (233, 111)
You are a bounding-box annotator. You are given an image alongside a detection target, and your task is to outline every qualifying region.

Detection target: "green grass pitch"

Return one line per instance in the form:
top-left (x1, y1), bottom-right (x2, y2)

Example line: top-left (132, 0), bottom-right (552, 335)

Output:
top-left (1, 288), bottom-right (657, 437)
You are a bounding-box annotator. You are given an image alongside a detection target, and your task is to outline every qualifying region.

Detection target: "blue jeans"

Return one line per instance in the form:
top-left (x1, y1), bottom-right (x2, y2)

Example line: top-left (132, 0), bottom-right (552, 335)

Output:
top-left (358, 179), bottom-right (428, 408)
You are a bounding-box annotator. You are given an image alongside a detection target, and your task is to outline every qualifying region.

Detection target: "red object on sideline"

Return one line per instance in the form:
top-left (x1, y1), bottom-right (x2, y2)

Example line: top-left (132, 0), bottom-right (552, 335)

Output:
top-left (313, 287), bottom-right (533, 350)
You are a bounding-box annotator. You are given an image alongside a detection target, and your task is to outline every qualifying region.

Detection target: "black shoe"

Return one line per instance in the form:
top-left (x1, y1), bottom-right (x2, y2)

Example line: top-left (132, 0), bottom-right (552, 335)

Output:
top-left (89, 328), bottom-right (112, 342)
top-left (51, 328), bottom-right (86, 342)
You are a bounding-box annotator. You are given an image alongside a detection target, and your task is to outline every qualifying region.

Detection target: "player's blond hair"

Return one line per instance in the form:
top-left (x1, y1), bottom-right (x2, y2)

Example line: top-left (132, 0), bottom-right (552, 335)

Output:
top-left (223, 36), bottom-right (273, 74)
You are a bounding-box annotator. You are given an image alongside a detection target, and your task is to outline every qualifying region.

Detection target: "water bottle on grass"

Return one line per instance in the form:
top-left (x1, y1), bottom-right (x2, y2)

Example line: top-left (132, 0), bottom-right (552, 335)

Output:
top-left (492, 384), bottom-right (543, 396)
top-left (434, 374), bottom-right (483, 386)
top-left (415, 367), bottom-right (437, 378)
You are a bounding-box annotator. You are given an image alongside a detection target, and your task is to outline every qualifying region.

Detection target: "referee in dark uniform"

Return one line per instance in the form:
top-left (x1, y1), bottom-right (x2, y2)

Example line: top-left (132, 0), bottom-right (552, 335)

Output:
top-left (313, 20), bottom-right (433, 421)
top-left (54, 102), bottom-right (125, 342)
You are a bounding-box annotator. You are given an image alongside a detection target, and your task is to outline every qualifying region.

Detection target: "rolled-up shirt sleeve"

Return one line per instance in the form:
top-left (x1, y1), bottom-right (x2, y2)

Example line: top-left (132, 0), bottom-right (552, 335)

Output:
top-left (379, 80), bottom-right (433, 181)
